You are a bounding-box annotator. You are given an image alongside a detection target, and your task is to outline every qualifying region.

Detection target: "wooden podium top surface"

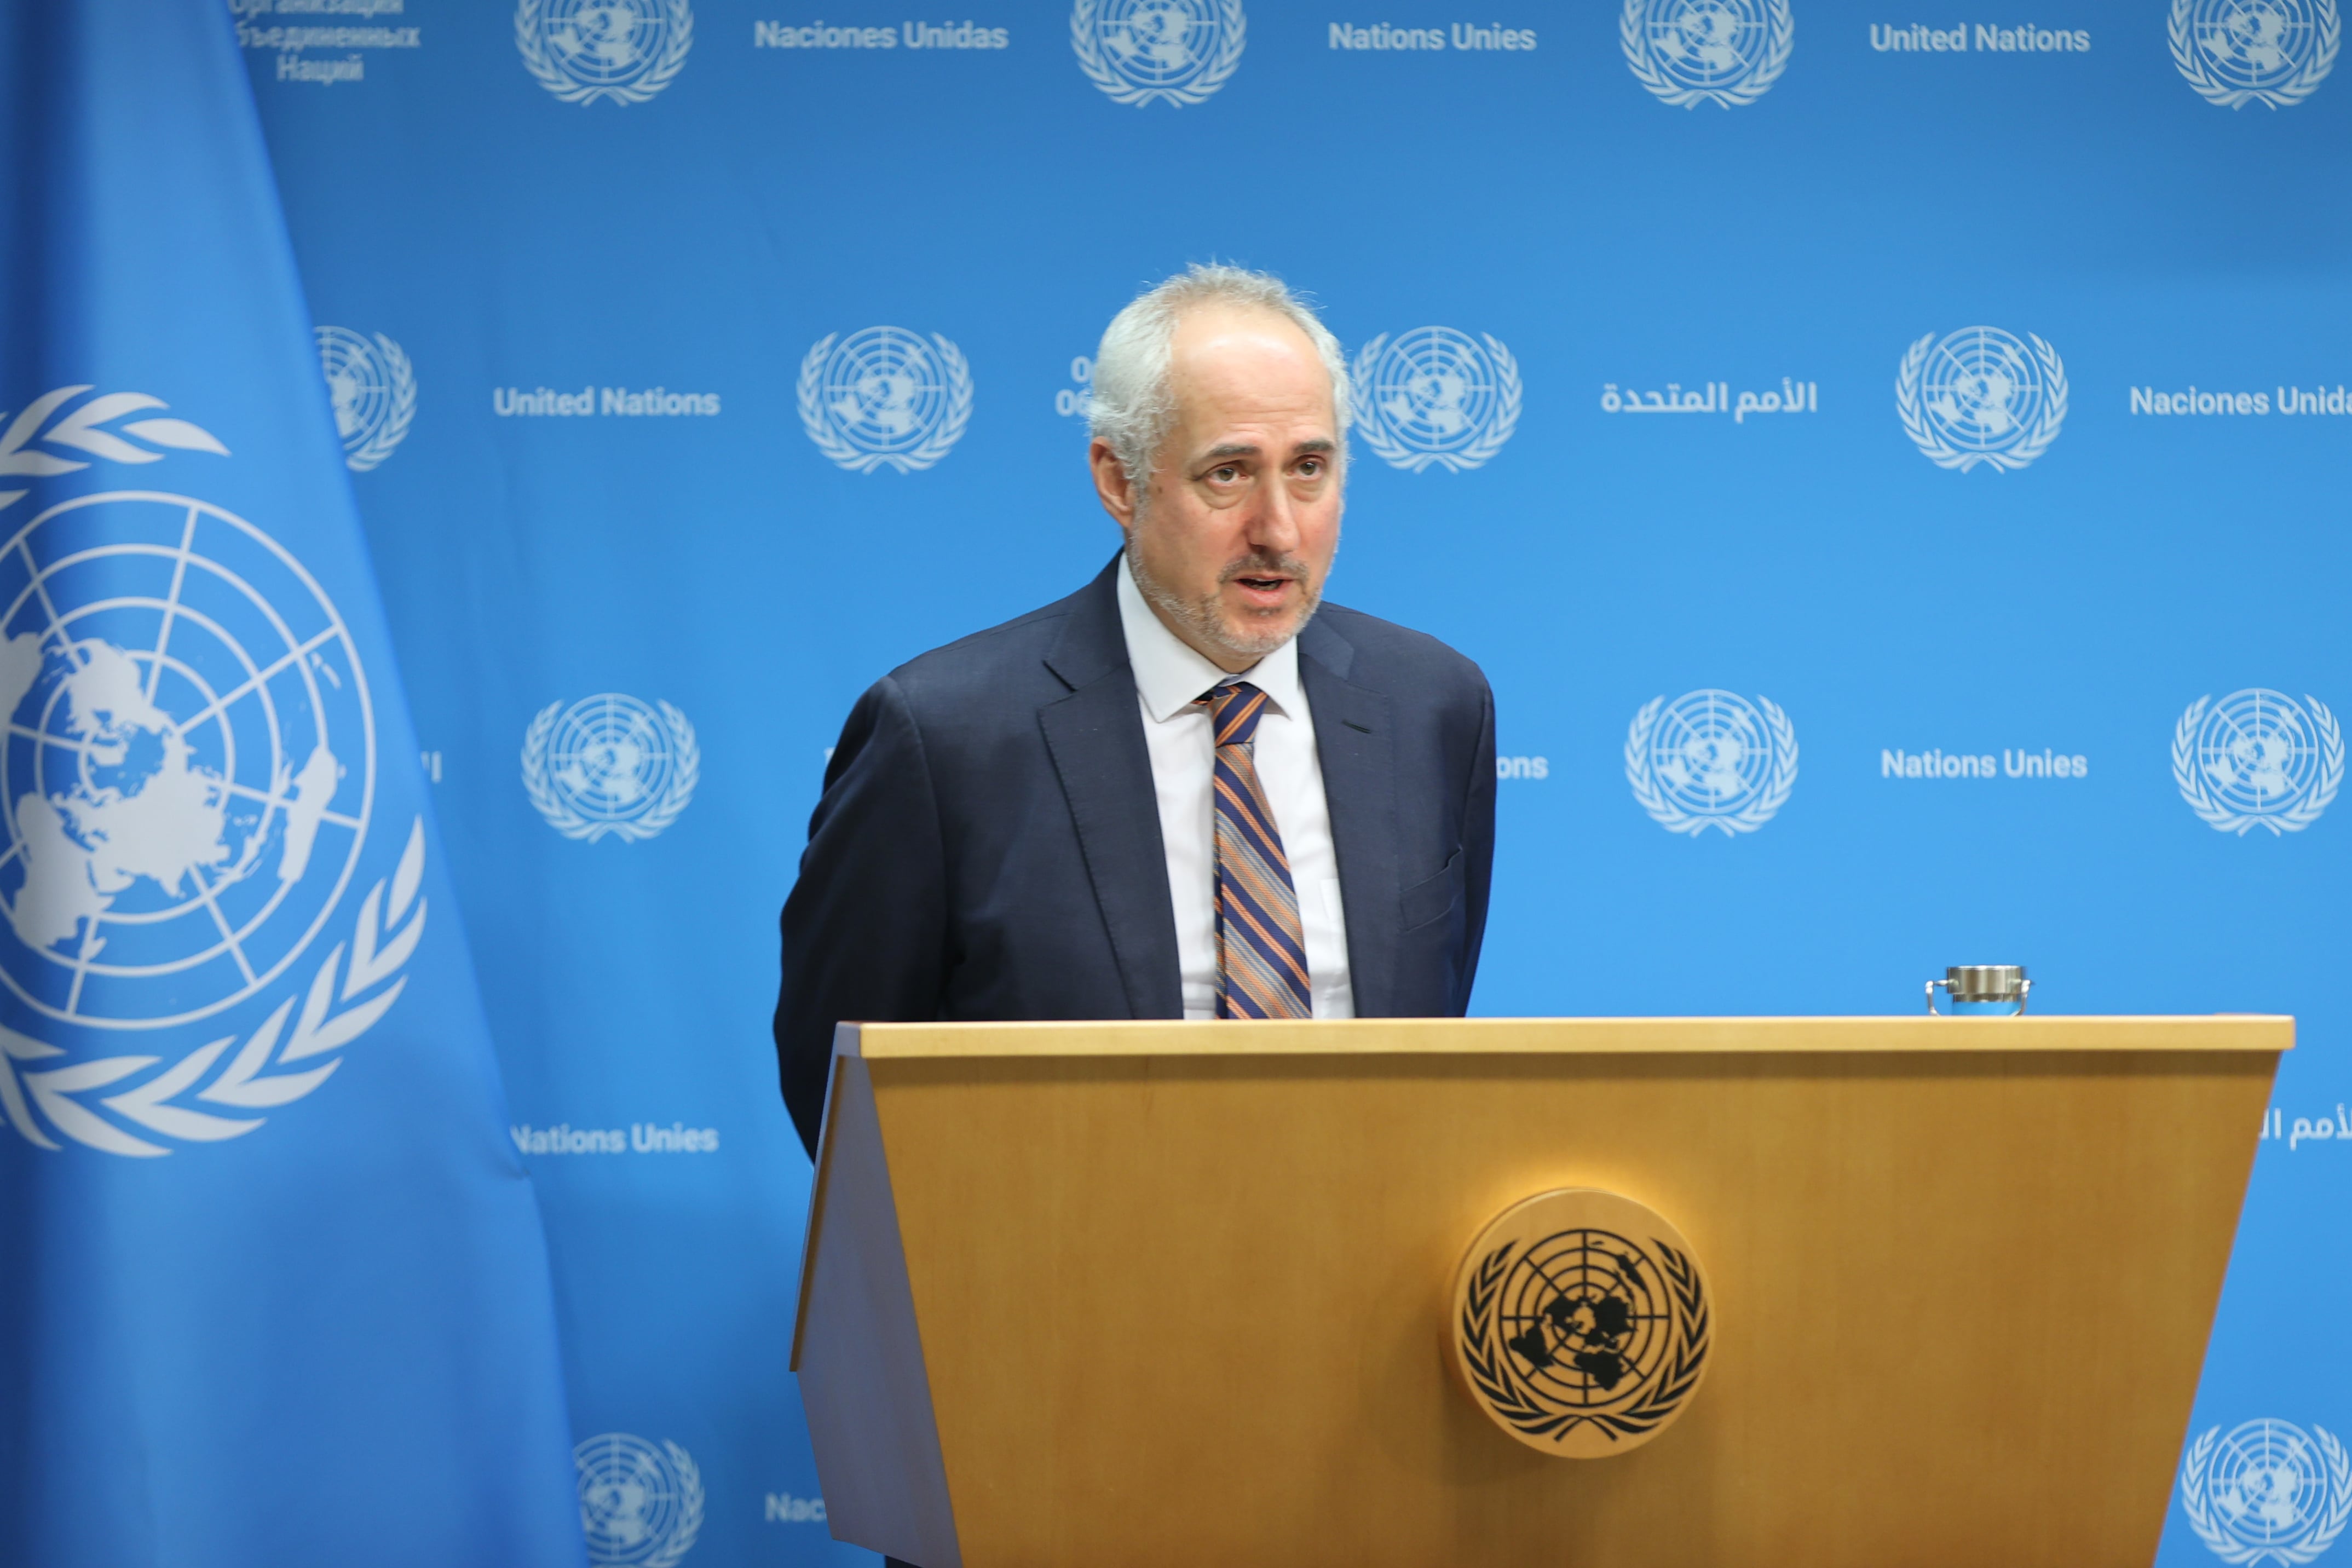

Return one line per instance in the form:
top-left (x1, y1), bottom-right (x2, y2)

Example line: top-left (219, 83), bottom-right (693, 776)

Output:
top-left (844, 1013), bottom-right (2292, 1059)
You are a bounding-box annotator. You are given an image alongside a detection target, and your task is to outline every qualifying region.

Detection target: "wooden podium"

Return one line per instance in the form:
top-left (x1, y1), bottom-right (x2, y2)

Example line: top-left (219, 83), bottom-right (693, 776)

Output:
top-left (791, 1016), bottom-right (2286, 1567)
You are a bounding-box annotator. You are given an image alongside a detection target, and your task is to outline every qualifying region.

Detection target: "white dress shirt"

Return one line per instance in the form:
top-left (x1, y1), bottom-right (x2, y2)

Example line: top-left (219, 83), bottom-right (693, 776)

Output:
top-left (1116, 557), bottom-right (1355, 1021)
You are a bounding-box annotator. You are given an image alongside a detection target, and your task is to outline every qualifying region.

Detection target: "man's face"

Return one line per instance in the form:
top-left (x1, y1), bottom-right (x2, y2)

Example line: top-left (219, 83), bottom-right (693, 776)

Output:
top-left (1091, 304), bottom-right (1344, 672)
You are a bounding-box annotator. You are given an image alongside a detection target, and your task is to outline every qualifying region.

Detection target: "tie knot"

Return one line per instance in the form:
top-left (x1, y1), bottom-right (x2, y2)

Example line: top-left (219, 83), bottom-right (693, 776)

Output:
top-left (1200, 680), bottom-right (1271, 747)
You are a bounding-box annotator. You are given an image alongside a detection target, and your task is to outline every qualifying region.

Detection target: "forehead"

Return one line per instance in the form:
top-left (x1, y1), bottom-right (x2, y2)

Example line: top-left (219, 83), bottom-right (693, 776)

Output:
top-left (1167, 305), bottom-right (1334, 430)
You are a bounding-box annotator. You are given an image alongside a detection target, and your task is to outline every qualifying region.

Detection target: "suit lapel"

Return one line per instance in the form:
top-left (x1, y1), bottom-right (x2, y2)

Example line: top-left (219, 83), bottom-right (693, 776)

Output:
top-left (1300, 619), bottom-right (1399, 1018)
top-left (1038, 562), bottom-right (1183, 1020)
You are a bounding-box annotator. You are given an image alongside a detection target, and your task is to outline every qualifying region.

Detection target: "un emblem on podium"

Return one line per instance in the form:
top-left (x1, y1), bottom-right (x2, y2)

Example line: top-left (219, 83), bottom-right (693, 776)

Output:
top-left (1897, 326), bottom-right (2068, 472)
top-left (2180, 1420), bottom-right (2352, 1565)
top-left (1452, 1189), bottom-right (1711, 1457)
top-left (2171, 0), bottom-right (2338, 108)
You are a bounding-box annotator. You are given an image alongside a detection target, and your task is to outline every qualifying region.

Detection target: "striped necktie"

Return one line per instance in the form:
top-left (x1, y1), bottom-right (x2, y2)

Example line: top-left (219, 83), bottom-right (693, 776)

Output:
top-left (1197, 680), bottom-right (1313, 1020)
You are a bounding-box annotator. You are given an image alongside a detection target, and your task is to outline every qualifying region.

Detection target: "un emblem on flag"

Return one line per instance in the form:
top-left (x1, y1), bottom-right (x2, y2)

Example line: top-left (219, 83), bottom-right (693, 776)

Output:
top-left (2180, 1420), bottom-right (2352, 1565)
top-left (516, 0), bottom-right (694, 105)
top-left (1896, 326), bottom-right (2068, 472)
top-left (1071, 0), bottom-right (1247, 107)
top-left (1621, 0), bottom-right (1794, 107)
top-left (576, 1433), bottom-right (706, 1568)
top-left (2174, 690), bottom-right (2343, 836)
top-left (2171, 0), bottom-right (2339, 108)
top-left (0, 384), bottom-right (430, 1157)
top-left (797, 327), bottom-right (973, 474)
top-left (314, 326), bottom-right (415, 473)
top-left (1625, 690), bottom-right (1797, 835)
top-left (1452, 1189), bottom-right (1711, 1459)
top-left (1350, 328), bottom-right (1522, 474)
top-left (522, 693), bottom-right (699, 843)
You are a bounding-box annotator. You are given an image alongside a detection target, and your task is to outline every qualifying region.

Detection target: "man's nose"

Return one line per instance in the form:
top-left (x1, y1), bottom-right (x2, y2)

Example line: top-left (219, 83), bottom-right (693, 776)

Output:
top-left (1243, 473), bottom-right (1301, 555)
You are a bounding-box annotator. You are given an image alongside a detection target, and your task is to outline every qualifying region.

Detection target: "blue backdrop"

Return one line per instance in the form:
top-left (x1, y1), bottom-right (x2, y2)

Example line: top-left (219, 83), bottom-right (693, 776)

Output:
top-left (233, 0), bottom-right (2349, 1560)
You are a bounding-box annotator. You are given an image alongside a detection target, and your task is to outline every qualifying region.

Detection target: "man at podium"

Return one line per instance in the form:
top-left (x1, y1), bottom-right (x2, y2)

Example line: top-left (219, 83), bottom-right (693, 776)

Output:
top-left (774, 263), bottom-right (1497, 1155)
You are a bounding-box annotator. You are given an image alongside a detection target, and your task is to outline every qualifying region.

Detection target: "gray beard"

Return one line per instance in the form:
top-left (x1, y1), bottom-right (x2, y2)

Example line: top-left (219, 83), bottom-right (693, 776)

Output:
top-left (1125, 530), bottom-right (1324, 664)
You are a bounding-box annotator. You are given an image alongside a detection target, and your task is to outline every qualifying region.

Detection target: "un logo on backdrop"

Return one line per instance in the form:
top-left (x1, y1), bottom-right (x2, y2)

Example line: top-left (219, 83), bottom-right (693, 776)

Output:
top-left (2174, 690), bottom-right (2343, 835)
top-left (575, 1433), bottom-right (705, 1568)
top-left (1625, 690), bottom-right (1797, 835)
top-left (1071, 0), bottom-right (1246, 106)
top-left (1622, 0), bottom-right (1794, 107)
top-left (1351, 329), bottom-right (1522, 472)
top-left (516, 0), bottom-right (693, 105)
top-left (2171, 0), bottom-right (2338, 107)
top-left (2180, 1420), bottom-right (2352, 1565)
top-left (314, 327), bottom-right (414, 473)
top-left (798, 328), bottom-right (973, 473)
top-left (1896, 326), bottom-right (2068, 472)
top-left (522, 694), bottom-right (699, 843)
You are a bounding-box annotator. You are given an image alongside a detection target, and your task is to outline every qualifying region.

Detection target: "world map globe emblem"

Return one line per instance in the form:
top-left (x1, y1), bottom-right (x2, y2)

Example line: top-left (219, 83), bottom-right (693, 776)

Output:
top-left (1071, 0), bottom-right (1246, 106)
top-left (2176, 0), bottom-right (2338, 105)
top-left (0, 493), bottom-right (373, 1030)
top-left (522, 694), bottom-right (699, 843)
top-left (2181, 1419), bottom-right (2352, 1563)
top-left (797, 327), bottom-right (973, 473)
top-left (2175, 689), bottom-right (2343, 835)
top-left (1897, 326), bottom-right (2069, 472)
top-left (1623, 0), bottom-right (1792, 106)
top-left (313, 326), bottom-right (414, 474)
top-left (1351, 328), bottom-right (1522, 473)
top-left (1625, 689), bottom-right (1798, 834)
top-left (1454, 1189), bottom-right (1711, 1458)
top-left (516, 0), bottom-right (693, 105)
top-left (574, 1433), bottom-right (704, 1568)
top-left (1496, 1229), bottom-right (1672, 1408)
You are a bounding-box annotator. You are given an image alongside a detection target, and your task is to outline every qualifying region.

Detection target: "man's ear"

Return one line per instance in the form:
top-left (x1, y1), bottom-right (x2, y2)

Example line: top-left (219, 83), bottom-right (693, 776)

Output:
top-left (1089, 439), bottom-right (1138, 529)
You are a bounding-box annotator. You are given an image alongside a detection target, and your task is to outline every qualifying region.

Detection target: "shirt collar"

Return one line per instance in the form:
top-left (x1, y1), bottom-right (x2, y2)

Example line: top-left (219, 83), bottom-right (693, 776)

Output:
top-left (1116, 554), bottom-right (1302, 724)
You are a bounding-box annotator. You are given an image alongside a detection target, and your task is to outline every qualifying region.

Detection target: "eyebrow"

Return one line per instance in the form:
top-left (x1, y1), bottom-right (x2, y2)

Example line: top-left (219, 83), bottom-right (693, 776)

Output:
top-left (1199, 437), bottom-right (1338, 462)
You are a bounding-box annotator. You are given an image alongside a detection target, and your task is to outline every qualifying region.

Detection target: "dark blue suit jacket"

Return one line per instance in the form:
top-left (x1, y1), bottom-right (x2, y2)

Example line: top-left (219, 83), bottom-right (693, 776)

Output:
top-left (775, 558), bottom-right (1496, 1154)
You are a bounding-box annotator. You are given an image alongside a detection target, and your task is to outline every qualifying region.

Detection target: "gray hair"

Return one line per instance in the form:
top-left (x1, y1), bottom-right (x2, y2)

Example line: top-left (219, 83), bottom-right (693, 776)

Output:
top-left (1088, 263), bottom-right (1351, 492)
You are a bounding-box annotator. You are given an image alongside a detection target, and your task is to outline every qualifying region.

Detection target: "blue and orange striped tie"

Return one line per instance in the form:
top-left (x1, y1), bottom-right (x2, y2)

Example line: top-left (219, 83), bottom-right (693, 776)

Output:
top-left (1198, 681), bottom-right (1313, 1020)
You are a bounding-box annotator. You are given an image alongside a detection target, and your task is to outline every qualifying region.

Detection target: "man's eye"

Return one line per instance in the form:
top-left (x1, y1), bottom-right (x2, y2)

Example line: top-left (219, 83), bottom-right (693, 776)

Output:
top-left (1209, 466), bottom-right (1240, 482)
top-left (1296, 458), bottom-right (1324, 477)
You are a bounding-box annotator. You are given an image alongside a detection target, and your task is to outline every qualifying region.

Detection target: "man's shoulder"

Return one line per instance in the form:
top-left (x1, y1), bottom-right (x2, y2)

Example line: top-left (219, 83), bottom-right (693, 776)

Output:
top-left (1306, 602), bottom-right (1489, 707)
top-left (879, 575), bottom-right (1100, 711)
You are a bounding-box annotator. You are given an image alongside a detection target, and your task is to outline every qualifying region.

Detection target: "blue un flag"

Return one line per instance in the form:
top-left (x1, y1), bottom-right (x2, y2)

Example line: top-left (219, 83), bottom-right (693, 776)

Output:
top-left (0, 4), bottom-right (584, 1564)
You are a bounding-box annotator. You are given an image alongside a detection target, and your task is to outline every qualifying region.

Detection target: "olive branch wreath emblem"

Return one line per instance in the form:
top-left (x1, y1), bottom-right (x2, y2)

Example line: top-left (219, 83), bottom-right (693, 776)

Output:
top-left (2172, 695), bottom-right (2343, 836)
top-left (1, 821), bottom-right (428, 1157)
top-left (0, 385), bottom-right (228, 514)
top-left (1070, 0), bottom-right (1247, 107)
top-left (796, 332), bottom-right (974, 474)
top-left (1625, 694), bottom-right (1798, 837)
top-left (2180, 1424), bottom-right (2352, 1565)
top-left (331, 332), bottom-right (417, 474)
top-left (1621, 0), bottom-right (1794, 107)
top-left (515, 0), bottom-right (694, 105)
top-left (1350, 333), bottom-right (1523, 474)
top-left (2170, 0), bottom-right (2339, 107)
top-left (1459, 1236), bottom-right (1711, 1445)
top-left (1896, 330), bottom-right (2069, 472)
top-left (521, 699), bottom-right (700, 843)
